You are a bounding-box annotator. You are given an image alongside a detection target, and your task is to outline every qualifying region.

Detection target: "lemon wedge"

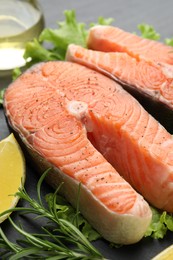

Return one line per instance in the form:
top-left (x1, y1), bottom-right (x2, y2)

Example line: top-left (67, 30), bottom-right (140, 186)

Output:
top-left (0, 133), bottom-right (25, 223)
top-left (152, 245), bottom-right (173, 260)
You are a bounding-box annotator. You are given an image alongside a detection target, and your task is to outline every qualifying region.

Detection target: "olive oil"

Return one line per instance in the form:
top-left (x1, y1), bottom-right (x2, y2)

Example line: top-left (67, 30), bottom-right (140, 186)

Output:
top-left (0, 0), bottom-right (44, 76)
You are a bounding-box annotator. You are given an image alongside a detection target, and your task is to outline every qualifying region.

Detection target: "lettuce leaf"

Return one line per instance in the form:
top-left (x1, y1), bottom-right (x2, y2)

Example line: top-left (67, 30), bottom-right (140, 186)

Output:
top-left (0, 89), bottom-right (5, 105)
top-left (145, 206), bottom-right (173, 239)
top-left (164, 38), bottom-right (173, 46)
top-left (39, 10), bottom-right (88, 55)
top-left (137, 23), bottom-right (173, 46)
top-left (137, 23), bottom-right (160, 40)
top-left (45, 193), bottom-right (101, 242)
top-left (24, 38), bottom-right (62, 65)
top-left (12, 67), bottom-right (22, 81)
top-left (90, 16), bottom-right (114, 27)
top-left (24, 10), bottom-right (113, 66)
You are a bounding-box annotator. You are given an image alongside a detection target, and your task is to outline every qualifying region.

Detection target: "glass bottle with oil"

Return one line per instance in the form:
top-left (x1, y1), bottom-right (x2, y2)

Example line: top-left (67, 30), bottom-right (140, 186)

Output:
top-left (0, 0), bottom-right (44, 77)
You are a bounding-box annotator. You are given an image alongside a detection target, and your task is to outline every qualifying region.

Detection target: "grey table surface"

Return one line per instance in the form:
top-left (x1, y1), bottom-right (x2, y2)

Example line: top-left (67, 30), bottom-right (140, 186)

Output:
top-left (0, 1), bottom-right (173, 259)
top-left (41, 0), bottom-right (173, 39)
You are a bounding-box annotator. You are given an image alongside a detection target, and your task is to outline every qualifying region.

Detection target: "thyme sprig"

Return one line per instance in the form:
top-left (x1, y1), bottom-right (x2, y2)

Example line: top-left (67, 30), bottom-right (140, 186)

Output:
top-left (0, 170), bottom-right (105, 260)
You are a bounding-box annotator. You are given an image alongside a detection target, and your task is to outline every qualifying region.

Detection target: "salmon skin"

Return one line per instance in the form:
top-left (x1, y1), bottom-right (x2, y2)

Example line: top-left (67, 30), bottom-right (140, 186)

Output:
top-left (4, 61), bottom-right (152, 245)
top-left (80, 25), bottom-right (173, 133)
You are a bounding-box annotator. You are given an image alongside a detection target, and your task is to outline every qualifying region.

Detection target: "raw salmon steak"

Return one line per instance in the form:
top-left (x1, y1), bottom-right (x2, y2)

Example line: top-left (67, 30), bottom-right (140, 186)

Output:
top-left (82, 25), bottom-right (173, 132)
top-left (4, 61), bottom-right (152, 245)
top-left (88, 25), bottom-right (173, 65)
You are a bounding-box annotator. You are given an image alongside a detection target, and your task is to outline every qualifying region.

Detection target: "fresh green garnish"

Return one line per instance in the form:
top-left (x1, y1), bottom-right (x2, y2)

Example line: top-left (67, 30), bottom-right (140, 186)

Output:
top-left (24, 10), bottom-right (113, 66)
top-left (145, 206), bottom-right (173, 239)
top-left (39, 10), bottom-right (88, 53)
top-left (137, 23), bottom-right (173, 45)
top-left (12, 67), bottom-right (22, 81)
top-left (0, 89), bottom-right (5, 105)
top-left (0, 170), bottom-right (104, 259)
top-left (24, 38), bottom-right (62, 65)
top-left (137, 23), bottom-right (160, 40)
top-left (164, 38), bottom-right (173, 46)
top-left (89, 16), bottom-right (114, 27)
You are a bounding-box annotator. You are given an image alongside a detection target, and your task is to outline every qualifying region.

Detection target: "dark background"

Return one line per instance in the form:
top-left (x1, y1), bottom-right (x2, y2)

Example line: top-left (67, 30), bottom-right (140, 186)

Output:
top-left (0, 0), bottom-right (173, 259)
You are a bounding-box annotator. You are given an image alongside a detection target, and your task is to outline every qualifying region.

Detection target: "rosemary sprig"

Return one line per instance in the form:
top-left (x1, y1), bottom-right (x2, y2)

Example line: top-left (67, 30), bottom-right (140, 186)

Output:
top-left (0, 170), bottom-right (105, 260)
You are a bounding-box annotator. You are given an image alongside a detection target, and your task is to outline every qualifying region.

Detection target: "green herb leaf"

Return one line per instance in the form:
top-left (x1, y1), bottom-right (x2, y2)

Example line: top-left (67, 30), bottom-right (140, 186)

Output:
top-left (40, 9), bottom-right (88, 49)
top-left (161, 211), bottom-right (173, 231)
top-left (137, 23), bottom-right (160, 40)
top-left (24, 9), bottom-right (113, 66)
top-left (145, 207), bottom-right (173, 239)
top-left (26, 9), bottom-right (88, 63)
top-left (0, 88), bottom-right (5, 106)
top-left (12, 68), bottom-right (22, 81)
top-left (24, 38), bottom-right (62, 66)
top-left (164, 38), bottom-right (173, 46)
top-left (45, 192), bottom-right (101, 241)
top-left (90, 16), bottom-right (114, 27)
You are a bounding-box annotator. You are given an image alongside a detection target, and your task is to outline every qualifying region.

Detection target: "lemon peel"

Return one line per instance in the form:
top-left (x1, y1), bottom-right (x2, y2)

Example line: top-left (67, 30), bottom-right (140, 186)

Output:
top-left (152, 245), bottom-right (173, 260)
top-left (0, 133), bottom-right (25, 223)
